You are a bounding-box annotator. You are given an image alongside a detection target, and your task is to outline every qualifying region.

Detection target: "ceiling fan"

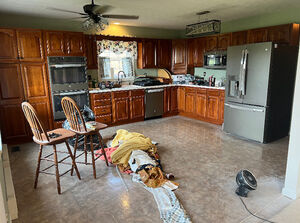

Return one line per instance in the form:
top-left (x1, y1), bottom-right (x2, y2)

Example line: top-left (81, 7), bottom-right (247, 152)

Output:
top-left (48, 0), bottom-right (139, 31)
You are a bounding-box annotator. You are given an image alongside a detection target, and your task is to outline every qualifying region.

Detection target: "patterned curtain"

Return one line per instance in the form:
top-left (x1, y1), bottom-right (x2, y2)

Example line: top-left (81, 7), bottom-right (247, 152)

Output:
top-left (97, 39), bottom-right (137, 58)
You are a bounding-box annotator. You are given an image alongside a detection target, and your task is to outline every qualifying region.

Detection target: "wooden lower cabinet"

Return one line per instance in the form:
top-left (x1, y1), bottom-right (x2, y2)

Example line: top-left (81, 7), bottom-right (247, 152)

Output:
top-left (177, 87), bottom-right (185, 112)
top-left (0, 104), bottom-right (29, 143)
top-left (130, 90), bottom-right (145, 120)
top-left (91, 90), bottom-right (145, 125)
top-left (178, 87), bottom-right (225, 125)
top-left (195, 91), bottom-right (207, 118)
top-left (164, 87), bottom-right (178, 116)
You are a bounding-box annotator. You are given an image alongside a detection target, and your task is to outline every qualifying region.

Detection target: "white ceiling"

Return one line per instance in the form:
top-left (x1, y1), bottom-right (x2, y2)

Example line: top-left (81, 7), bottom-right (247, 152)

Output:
top-left (0, 0), bottom-right (299, 29)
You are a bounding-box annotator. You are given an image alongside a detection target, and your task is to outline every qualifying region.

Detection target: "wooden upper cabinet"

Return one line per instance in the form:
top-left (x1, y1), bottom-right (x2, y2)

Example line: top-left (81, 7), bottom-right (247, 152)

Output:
top-left (194, 37), bottom-right (206, 67)
top-left (85, 35), bottom-right (98, 69)
top-left (157, 39), bottom-right (171, 69)
top-left (45, 31), bottom-right (84, 56)
top-left (45, 31), bottom-right (65, 56)
top-left (205, 36), bottom-right (218, 51)
top-left (21, 63), bottom-right (48, 100)
top-left (248, 28), bottom-right (268, 43)
top-left (231, 31), bottom-right (248, 46)
top-left (172, 39), bottom-right (187, 74)
top-left (267, 24), bottom-right (291, 44)
top-left (0, 63), bottom-right (24, 104)
top-left (0, 29), bottom-right (18, 62)
top-left (142, 39), bottom-right (157, 68)
top-left (16, 29), bottom-right (44, 62)
top-left (218, 33), bottom-right (231, 50)
top-left (187, 39), bottom-right (195, 67)
top-left (65, 32), bottom-right (84, 56)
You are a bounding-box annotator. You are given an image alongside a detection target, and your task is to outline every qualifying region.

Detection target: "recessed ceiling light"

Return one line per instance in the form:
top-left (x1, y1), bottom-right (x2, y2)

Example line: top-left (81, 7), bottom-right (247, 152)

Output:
top-left (113, 22), bottom-right (120, 25)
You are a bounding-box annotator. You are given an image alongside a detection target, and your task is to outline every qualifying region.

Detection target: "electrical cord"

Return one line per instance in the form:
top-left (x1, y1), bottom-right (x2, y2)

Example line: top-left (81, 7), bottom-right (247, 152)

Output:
top-left (239, 196), bottom-right (275, 223)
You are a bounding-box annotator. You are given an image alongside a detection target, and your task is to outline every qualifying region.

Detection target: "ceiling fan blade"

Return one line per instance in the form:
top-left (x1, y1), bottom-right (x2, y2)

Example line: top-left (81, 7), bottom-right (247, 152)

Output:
top-left (68, 16), bottom-right (90, 19)
top-left (93, 5), bottom-right (113, 14)
top-left (47, 7), bottom-right (87, 16)
top-left (101, 14), bottom-right (139, 19)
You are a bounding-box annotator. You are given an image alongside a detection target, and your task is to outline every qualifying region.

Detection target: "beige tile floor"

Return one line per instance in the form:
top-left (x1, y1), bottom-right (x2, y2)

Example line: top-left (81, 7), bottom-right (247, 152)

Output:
top-left (10, 116), bottom-right (292, 223)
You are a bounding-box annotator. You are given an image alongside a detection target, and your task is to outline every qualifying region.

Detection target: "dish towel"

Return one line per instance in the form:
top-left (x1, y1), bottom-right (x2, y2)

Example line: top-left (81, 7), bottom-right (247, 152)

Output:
top-left (132, 174), bottom-right (192, 223)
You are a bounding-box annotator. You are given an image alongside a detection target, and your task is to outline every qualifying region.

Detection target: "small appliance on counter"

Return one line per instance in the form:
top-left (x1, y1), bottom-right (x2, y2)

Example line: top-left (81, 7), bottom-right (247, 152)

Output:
top-left (133, 77), bottom-right (164, 86)
top-left (172, 74), bottom-right (186, 84)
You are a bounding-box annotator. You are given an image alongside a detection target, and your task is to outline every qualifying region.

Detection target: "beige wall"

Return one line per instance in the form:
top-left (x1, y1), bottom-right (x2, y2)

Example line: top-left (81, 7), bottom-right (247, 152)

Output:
top-left (0, 12), bottom-right (182, 39)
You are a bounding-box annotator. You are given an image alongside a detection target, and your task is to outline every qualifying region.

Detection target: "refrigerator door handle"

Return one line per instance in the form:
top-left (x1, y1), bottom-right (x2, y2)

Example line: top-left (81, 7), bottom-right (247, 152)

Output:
top-left (239, 49), bottom-right (248, 96)
top-left (225, 103), bottom-right (264, 112)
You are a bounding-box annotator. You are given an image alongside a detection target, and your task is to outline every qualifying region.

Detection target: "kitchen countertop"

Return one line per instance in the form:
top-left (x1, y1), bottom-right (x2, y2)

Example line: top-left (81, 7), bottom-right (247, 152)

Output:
top-left (89, 84), bottom-right (225, 93)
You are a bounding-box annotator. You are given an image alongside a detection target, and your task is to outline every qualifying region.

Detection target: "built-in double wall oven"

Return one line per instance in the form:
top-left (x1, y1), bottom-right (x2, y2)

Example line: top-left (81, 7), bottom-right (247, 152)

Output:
top-left (48, 56), bottom-right (89, 120)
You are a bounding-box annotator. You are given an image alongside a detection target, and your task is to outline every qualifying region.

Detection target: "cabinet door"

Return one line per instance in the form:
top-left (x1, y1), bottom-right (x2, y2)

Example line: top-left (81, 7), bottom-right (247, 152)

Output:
top-left (194, 37), bottom-right (206, 67)
top-left (205, 36), bottom-right (218, 51)
top-left (16, 29), bottom-right (44, 62)
top-left (0, 63), bottom-right (24, 105)
top-left (113, 98), bottom-right (129, 122)
top-left (185, 93), bottom-right (195, 113)
top-left (163, 88), bottom-right (171, 114)
top-left (157, 39), bottom-right (171, 69)
top-left (170, 87), bottom-right (178, 112)
top-left (248, 28), bottom-right (268, 43)
top-left (267, 24), bottom-right (290, 44)
top-left (195, 93), bottom-right (207, 118)
top-left (231, 31), bottom-right (248, 46)
top-left (0, 29), bottom-right (18, 62)
top-left (85, 35), bottom-right (98, 69)
top-left (130, 96), bottom-right (144, 119)
top-left (177, 87), bottom-right (185, 112)
top-left (172, 39), bottom-right (187, 74)
top-left (219, 96), bottom-right (224, 123)
top-left (206, 95), bottom-right (219, 121)
top-left (0, 104), bottom-right (29, 142)
top-left (65, 32), bottom-right (84, 56)
top-left (45, 31), bottom-right (65, 56)
top-left (0, 64), bottom-right (28, 143)
top-left (187, 39), bottom-right (195, 67)
top-left (21, 63), bottom-right (52, 130)
top-left (218, 33), bottom-right (231, 50)
top-left (142, 39), bottom-right (157, 68)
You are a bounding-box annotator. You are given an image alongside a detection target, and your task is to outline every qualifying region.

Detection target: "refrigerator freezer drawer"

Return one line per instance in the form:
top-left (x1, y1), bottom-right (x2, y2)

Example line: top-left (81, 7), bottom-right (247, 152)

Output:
top-left (223, 103), bottom-right (266, 143)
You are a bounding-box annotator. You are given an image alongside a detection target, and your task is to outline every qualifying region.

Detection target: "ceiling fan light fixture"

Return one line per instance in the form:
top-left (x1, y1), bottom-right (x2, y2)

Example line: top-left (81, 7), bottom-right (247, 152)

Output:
top-left (82, 17), bottom-right (108, 32)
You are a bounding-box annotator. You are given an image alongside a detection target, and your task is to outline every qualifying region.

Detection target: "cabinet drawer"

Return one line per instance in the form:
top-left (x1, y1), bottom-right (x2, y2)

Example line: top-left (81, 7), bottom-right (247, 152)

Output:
top-left (196, 88), bottom-right (207, 95)
top-left (130, 90), bottom-right (145, 97)
top-left (207, 89), bottom-right (220, 96)
top-left (95, 114), bottom-right (112, 124)
top-left (92, 92), bottom-right (111, 100)
top-left (112, 91), bottom-right (129, 98)
top-left (220, 90), bottom-right (225, 98)
top-left (94, 106), bottom-right (112, 115)
top-left (185, 87), bottom-right (196, 93)
top-left (94, 99), bottom-right (111, 106)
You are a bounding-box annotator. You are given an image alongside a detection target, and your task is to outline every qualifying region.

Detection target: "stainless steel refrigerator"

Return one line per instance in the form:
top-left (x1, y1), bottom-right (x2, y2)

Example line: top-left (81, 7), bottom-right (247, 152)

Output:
top-left (223, 42), bottom-right (298, 143)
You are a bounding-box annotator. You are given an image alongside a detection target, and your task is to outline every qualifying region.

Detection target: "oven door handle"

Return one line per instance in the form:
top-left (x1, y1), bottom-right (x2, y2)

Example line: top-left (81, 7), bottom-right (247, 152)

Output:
top-left (54, 90), bottom-right (87, 96)
top-left (50, 64), bottom-right (86, 68)
top-left (147, 89), bottom-right (164, 93)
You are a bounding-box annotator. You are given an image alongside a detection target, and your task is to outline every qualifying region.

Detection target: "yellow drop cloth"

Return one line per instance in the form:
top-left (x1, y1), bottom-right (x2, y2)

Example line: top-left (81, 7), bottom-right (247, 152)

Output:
top-left (111, 129), bottom-right (157, 167)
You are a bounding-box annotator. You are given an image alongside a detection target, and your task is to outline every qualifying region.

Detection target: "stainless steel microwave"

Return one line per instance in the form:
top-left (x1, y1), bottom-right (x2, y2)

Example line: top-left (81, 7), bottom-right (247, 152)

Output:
top-left (204, 51), bottom-right (227, 69)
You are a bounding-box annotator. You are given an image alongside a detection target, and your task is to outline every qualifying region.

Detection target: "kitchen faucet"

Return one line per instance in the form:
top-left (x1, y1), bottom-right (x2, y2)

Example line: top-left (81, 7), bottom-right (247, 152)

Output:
top-left (117, 71), bottom-right (126, 83)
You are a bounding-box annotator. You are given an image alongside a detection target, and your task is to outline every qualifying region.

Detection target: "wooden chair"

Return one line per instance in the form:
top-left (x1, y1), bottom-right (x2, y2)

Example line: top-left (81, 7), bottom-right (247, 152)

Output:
top-left (21, 102), bottom-right (81, 194)
top-left (61, 97), bottom-right (109, 179)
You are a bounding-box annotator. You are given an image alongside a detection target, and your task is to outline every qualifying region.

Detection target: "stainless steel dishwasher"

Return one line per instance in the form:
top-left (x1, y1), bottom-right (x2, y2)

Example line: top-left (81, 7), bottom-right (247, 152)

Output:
top-left (145, 88), bottom-right (164, 119)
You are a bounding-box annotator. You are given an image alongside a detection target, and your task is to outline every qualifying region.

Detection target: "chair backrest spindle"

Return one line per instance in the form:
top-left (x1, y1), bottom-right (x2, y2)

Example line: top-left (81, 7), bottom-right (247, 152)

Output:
top-left (21, 102), bottom-right (50, 142)
top-left (61, 97), bottom-right (87, 133)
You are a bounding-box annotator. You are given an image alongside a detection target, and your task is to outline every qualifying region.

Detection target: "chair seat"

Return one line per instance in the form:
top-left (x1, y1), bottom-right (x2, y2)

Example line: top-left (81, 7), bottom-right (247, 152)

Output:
top-left (72, 122), bottom-right (108, 135)
top-left (33, 128), bottom-right (76, 145)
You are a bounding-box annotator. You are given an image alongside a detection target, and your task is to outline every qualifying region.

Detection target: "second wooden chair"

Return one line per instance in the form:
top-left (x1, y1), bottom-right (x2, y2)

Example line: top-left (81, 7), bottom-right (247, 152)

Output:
top-left (61, 96), bottom-right (109, 179)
